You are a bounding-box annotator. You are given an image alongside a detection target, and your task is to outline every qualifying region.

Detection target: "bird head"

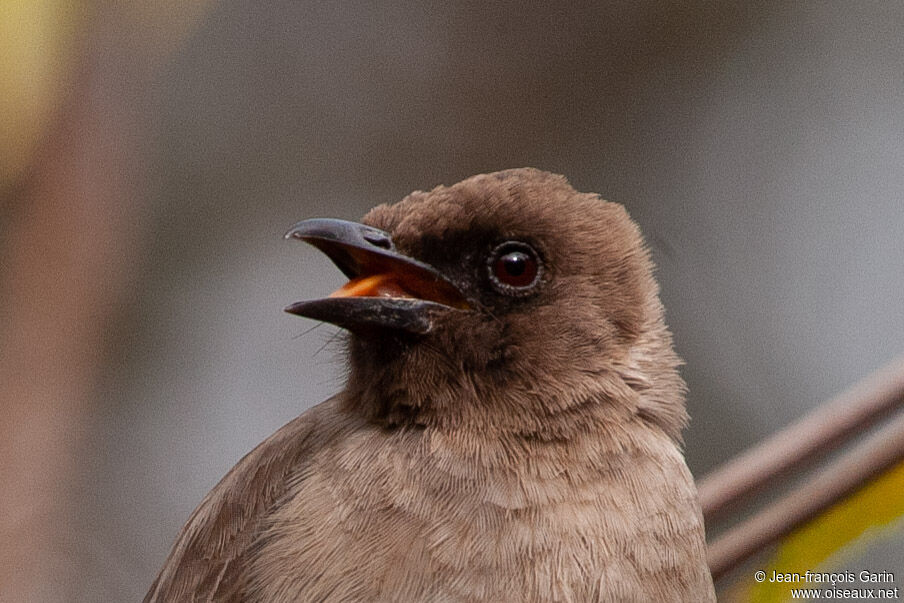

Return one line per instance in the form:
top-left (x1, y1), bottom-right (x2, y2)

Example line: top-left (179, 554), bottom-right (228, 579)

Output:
top-left (287, 168), bottom-right (686, 439)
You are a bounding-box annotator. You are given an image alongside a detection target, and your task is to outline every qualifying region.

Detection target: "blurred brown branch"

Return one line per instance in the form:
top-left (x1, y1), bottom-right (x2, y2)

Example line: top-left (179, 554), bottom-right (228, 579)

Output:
top-left (700, 354), bottom-right (904, 580)
top-left (699, 354), bottom-right (904, 521)
top-left (0, 3), bottom-right (212, 600)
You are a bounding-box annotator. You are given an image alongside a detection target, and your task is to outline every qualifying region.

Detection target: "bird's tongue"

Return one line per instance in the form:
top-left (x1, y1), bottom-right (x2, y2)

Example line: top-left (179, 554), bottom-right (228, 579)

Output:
top-left (328, 273), bottom-right (470, 309)
top-left (329, 274), bottom-right (412, 299)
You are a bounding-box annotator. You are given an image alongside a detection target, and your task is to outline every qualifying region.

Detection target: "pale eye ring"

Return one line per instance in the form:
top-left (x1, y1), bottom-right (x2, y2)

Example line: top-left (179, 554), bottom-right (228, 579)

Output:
top-left (487, 241), bottom-right (542, 295)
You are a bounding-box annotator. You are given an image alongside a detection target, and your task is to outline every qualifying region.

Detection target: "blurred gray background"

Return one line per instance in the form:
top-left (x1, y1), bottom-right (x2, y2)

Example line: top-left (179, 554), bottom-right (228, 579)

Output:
top-left (2, 1), bottom-right (902, 600)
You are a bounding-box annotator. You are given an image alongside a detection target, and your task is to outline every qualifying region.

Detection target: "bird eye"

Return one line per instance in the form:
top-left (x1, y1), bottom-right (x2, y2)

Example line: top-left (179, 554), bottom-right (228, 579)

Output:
top-left (488, 241), bottom-right (542, 294)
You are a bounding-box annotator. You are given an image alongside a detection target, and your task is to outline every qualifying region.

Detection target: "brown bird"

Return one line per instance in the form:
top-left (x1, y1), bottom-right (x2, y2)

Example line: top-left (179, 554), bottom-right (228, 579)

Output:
top-left (146, 168), bottom-right (715, 602)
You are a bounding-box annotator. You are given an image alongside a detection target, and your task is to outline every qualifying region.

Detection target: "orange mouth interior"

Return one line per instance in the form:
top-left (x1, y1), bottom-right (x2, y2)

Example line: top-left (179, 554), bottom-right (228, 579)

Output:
top-left (329, 273), bottom-right (469, 309)
top-left (329, 274), bottom-right (410, 299)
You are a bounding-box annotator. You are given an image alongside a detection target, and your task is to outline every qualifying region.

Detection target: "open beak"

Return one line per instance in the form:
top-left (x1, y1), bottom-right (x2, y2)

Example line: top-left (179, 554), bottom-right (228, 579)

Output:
top-left (284, 218), bottom-right (470, 334)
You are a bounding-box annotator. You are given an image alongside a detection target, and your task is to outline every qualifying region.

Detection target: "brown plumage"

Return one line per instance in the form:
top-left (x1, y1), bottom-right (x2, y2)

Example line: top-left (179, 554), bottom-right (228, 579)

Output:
top-left (146, 168), bottom-right (715, 602)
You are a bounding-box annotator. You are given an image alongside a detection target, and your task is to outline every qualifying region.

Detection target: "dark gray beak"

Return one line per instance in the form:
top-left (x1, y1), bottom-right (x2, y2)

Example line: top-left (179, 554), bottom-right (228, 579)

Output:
top-left (284, 219), bottom-right (469, 334)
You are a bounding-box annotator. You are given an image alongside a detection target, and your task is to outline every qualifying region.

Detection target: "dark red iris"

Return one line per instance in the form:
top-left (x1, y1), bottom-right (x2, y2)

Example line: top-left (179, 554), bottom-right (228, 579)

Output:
top-left (489, 242), bottom-right (540, 291)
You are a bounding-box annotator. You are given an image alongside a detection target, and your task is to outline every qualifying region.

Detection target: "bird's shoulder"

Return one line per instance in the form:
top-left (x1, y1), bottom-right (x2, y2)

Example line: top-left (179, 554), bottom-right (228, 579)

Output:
top-left (144, 395), bottom-right (352, 602)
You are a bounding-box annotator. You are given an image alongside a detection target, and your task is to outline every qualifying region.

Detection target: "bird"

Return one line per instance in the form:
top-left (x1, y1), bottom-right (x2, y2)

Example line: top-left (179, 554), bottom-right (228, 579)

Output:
top-left (145, 168), bottom-right (716, 602)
